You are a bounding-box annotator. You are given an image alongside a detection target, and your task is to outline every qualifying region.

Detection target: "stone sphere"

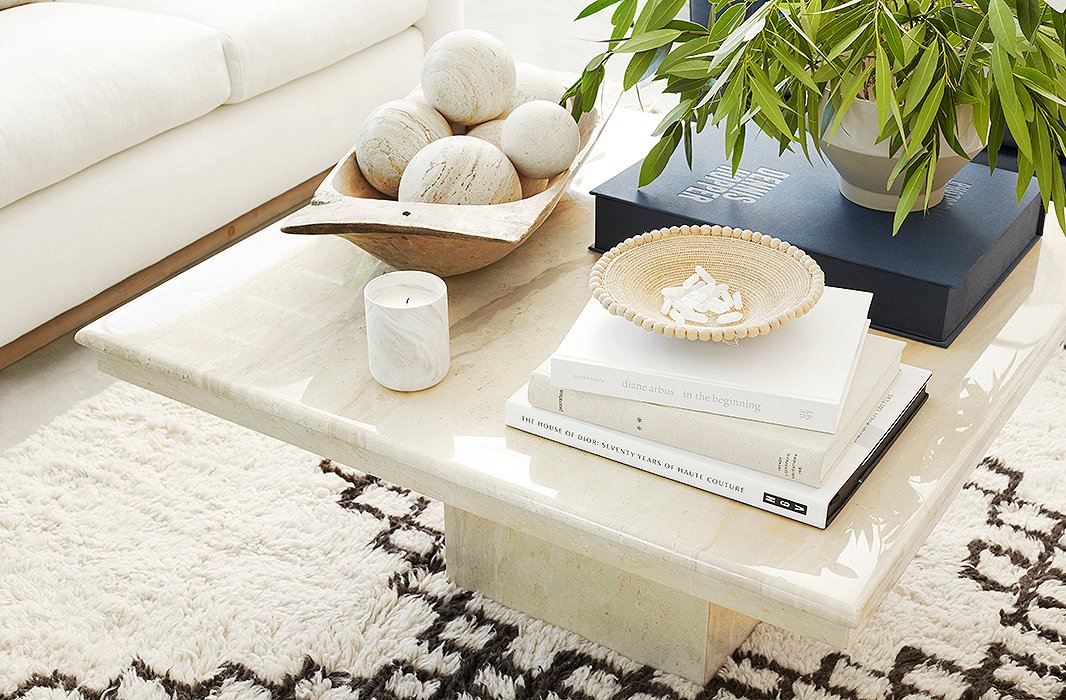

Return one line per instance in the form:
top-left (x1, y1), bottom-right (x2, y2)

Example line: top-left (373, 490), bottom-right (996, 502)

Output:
top-left (468, 120), bottom-right (549, 197)
top-left (398, 136), bottom-right (522, 205)
top-left (421, 30), bottom-right (516, 125)
top-left (520, 177), bottom-right (549, 198)
top-left (466, 119), bottom-right (506, 147)
top-left (503, 63), bottom-right (567, 116)
top-left (355, 99), bottom-right (451, 197)
top-left (501, 100), bottom-right (580, 179)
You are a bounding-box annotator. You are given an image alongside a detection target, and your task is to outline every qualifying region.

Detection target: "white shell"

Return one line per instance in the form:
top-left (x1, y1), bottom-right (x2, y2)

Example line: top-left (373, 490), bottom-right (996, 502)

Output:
top-left (421, 30), bottom-right (516, 125)
top-left (398, 136), bottom-right (522, 205)
top-left (502, 100), bottom-right (580, 179)
top-left (502, 63), bottom-right (567, 116)
top-left (355, 99), bottom-right (451, 197)
top-left (468, 120), bottom-right (550, 198)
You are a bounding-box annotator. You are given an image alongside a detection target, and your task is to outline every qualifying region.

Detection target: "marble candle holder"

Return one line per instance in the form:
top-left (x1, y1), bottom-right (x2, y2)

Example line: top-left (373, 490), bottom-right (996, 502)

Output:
top-left (364, 271), bottom-right (450, 392)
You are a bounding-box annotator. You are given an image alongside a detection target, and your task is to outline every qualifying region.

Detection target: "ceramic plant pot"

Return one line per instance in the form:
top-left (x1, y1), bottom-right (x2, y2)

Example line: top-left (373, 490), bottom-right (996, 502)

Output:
top-left (818, 98), bottom-right (985, 212)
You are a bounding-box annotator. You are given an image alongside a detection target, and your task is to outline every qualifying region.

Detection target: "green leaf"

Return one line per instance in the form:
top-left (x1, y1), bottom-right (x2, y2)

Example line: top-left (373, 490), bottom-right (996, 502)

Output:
top-left (748, 68), bottom-right (794, 137)
top-left (647, 0), bottom-right (688, 30)
top-left (730, 125), bottom-right (746, 174)
top-left (663, 59), bottom-right (711, 79)
top-left (825, 24), bottom-right (869, 62)
top-left (652, 98), bottom-right (695, 136)
top-left (632, 0), bottom-right (660, 34)
top-left (1017, 151), bottom-right (1036, 203)
top-left (906, 80), bottom-right (945, 155)
top-left (959, 14), bottom-right (989, 78)
top-left (886, 149), bottom-right (912, 190)
top-left (576, 0), bottom-right (622, 21)
top-left (695, 102), bottom-right (709, 132)
top-left (624, 50), bottom-right (658, 90)
top-left (1034, 117), bottom-right (1054, 208)
top-left (1014, 68), bottom-right (1066, 107)
top-left (696, 46), bottom-right (745, 110)
top-left (1054, 11), bottom-right (1066, 49)
top-left (940, 7), bottom-right (994, 41)
top-left (708, 4), bottom-right (744, 42)
top-left (615, 29), bottom-right (681, 53)
top-left (939, 105), bottom-right (971, 160)
top-left (923, 139), bottom-right (939, 209)
top-left (879, 14), bottom-right (905, 64)
top-left (582, 52), bottom-right (606, 73)
top-left (1016, 0), bottom-right (1042, 41)
top-left (639, 124), bottom-right (683, 186)
top-left (825, 62), bottom-right (874, 143)
top-left (659, 36), bottom-right (714, 72)
top-left (769, 42), bottom-right (819, 92)
top-left (902, 24), bottom-right (925, 64)
top-left (611, 0), bottom-right (638, 40)
top-left (580, 65), bottom-right (605, 112)
top-left (903, 42), bottom-right (939, 117)
top-left (875, 43), bottom-right (892, 133)
top-left (988, 94), bottom-right (1005, 171)
top-left (989, 0), bottom-right (1018, 56)
top-left (665, 19), bottom-right (711, 34)
top-left (893, 159), bottom-right (929, 234)
top-left (1050, 157), bottom-right (1066, 233)
top-left (683, 118), bottom-right (694, 167)
top-left (709, 6), bottom-right (769, 71)
top-left (992, 45), bottom-right (1032, 154)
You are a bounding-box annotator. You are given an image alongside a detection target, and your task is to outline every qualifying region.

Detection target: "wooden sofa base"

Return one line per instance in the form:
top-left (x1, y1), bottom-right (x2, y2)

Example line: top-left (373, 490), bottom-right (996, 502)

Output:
top-left (0, 169), bottom-right (328, 372)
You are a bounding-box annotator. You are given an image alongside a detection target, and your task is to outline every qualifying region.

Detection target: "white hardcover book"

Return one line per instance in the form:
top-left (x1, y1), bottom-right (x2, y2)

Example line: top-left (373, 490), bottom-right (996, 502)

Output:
top-left (550, 287), bottom-right (873, 432)
top-left (529, 333), bottom-right (904, 487)
top-left (506, 364), bottom-right (931, 528)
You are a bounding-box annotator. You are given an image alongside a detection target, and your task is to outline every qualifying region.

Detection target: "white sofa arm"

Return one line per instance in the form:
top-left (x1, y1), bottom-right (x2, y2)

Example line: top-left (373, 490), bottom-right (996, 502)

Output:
top-left (415, 0), bottom-right (462, 51)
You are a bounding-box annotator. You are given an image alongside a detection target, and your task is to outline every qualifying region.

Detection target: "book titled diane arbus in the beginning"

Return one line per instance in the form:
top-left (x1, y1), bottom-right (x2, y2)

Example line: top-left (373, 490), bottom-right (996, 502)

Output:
top-left (549, 287), bottom-right (873, 433)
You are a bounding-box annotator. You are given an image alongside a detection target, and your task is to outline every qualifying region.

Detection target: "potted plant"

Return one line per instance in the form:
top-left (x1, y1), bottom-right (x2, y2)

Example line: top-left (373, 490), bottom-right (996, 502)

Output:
top-left (564, 0), bottom-right (1066, 234)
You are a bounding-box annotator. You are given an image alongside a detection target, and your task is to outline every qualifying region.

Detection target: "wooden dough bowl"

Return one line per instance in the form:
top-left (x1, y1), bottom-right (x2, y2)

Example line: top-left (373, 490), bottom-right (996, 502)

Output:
top-left (281, 111), bottom-right (601, 277)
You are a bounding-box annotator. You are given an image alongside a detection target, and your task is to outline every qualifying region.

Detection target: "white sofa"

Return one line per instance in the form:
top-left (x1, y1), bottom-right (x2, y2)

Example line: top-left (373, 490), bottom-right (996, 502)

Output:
top-left (0, 0), bottom-right (461, 362)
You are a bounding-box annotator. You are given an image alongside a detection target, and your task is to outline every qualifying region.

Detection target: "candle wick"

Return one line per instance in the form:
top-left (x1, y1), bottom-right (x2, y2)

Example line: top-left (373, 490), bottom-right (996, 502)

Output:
top-left (406, 297), bottom-right (410, 305)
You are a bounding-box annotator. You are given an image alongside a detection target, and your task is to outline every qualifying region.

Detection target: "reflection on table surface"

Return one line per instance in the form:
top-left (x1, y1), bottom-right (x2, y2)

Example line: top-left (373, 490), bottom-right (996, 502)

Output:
top-left (77, 111), bottom-right (1066, 642)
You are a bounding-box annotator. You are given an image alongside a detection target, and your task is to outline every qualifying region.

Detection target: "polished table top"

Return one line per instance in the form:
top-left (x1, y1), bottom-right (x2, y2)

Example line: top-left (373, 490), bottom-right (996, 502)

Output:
top-left (77, 110), bottom-right (1066, 646)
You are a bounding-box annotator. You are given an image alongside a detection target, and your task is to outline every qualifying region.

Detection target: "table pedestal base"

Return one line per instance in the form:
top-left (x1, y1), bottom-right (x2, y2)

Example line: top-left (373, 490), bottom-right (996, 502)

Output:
top-left (444, 506), bottom-right (757, 684)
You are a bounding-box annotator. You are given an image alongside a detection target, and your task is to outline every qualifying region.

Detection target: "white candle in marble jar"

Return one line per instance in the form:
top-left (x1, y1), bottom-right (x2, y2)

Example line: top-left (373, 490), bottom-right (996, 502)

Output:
top-left (363, 271), bottom-right (450, 392)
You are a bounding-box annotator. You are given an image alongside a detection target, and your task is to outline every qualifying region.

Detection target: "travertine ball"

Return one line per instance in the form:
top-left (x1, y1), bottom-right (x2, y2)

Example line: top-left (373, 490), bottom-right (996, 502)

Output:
top-left (501, 100), bottom-right (580, 179)
top-left (466, 119), bottom-right (505, 146)
top-left (468, 120), bottom-right (550, 197)
top-left (398, 136), bottom-right (522, 205)
top-left (421, 30), bottom-right (516, 125)
top-left (503, 63), bottom-right (567, 116)
top-left (520, 177), bottom-right (549, 198)
top-left (407, 86), bottom-right (468, 135)
top-left (355, 99), bottom-right (451, 197)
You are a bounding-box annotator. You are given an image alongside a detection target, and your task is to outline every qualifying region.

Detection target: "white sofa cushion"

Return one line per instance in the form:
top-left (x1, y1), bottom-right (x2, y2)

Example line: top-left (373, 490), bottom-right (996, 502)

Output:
top-left (0, 29), bottom-right (423, 348)
top-left (0, 0), bottom-right (50, 9)
top-left (0, 3), bottom-right (229, 210)
top-left (62, 0), bottom-right (430, 104)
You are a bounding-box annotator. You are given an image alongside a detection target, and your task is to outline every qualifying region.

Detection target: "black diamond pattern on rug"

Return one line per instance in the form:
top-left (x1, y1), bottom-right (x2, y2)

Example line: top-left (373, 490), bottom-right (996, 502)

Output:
top-left (4, 454), bottom-right (1066, 700)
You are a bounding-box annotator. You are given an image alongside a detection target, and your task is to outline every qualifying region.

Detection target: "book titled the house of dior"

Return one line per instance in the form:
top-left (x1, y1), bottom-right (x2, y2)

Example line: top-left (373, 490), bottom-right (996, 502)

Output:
top-left (505, 365), bottom-right (930, 528)
top-left (549, 287), bottom-right (873, 432)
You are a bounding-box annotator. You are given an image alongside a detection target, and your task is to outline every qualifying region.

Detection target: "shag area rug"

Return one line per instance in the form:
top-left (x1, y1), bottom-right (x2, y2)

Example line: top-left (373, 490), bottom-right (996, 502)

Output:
top-left (2, 350), bottom-right (1065, 700)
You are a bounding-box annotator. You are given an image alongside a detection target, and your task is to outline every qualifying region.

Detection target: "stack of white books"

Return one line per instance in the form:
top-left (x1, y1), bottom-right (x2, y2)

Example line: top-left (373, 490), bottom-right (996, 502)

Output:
top-left (506, 287), bottom-right (931, 528)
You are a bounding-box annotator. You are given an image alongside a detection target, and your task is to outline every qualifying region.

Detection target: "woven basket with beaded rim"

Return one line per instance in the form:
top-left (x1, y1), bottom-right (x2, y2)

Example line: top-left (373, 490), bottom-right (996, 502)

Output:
top-left (589, 224), bottom-right (825, 342)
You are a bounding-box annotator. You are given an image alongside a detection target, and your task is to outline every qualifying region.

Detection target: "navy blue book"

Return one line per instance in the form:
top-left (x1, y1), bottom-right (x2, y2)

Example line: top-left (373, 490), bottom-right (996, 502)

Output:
top-left (591, 127), bottom-right (1043, 347)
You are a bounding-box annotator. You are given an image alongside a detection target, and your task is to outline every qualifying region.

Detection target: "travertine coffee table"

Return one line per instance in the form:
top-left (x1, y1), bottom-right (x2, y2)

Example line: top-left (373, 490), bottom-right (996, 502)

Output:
top-left (77, 111), bottom-right (1066, 683)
